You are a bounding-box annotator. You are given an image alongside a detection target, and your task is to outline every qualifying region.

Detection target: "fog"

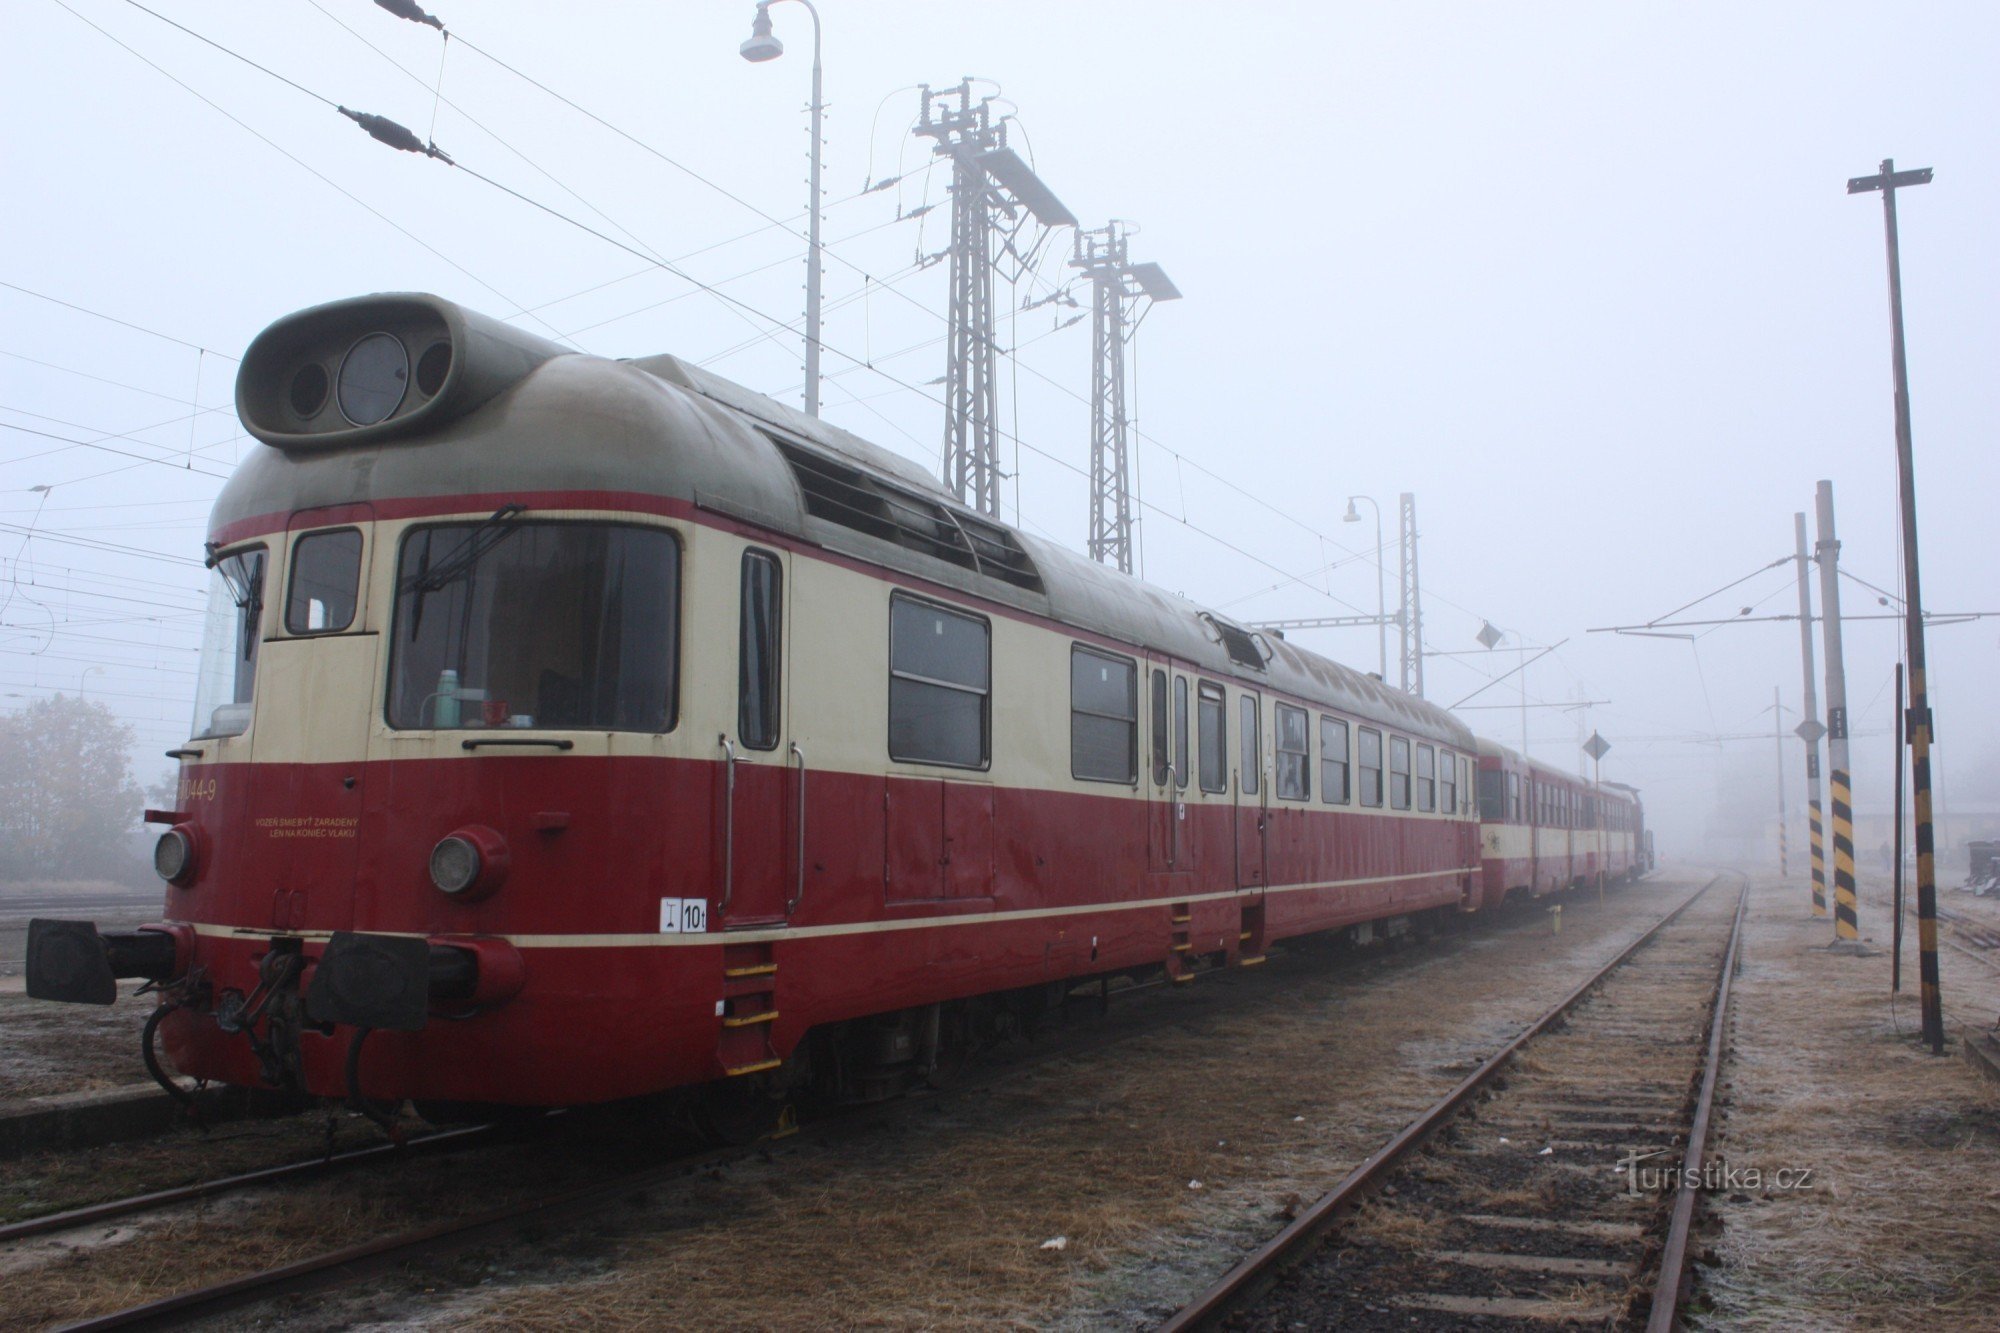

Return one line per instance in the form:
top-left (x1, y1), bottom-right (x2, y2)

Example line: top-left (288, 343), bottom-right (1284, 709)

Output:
top-left (5, 2), bottom-right (1997, 874)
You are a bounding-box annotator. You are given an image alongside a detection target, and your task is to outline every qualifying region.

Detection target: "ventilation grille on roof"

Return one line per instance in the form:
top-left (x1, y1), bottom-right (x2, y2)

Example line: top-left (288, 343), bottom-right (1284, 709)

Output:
top-left (774, 437), bottom-right (1043, 594)
top-left (1203, 614), bottom-right (1268, 671)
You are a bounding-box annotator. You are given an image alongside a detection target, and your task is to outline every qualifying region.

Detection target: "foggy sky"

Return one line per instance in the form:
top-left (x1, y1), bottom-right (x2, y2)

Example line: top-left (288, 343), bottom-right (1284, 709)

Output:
top-left (5, 1), bottom-right (1997, 865)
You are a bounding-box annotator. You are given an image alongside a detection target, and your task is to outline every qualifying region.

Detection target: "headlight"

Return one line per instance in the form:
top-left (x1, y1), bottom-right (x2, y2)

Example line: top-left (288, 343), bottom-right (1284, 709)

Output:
top-left (429, 826), bottom-right (508, 900)
top-left (154, 826), bottom-right (196, 886)
top-left (429, 836), bottom-right (481, 894)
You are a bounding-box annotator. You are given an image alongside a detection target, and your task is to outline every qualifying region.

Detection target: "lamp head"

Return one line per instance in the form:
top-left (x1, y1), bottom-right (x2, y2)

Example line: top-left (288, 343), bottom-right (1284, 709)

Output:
top-left (1342, 499), bottom-right (1361, 523)
top-left (740, 5), bottom-right (784, 61)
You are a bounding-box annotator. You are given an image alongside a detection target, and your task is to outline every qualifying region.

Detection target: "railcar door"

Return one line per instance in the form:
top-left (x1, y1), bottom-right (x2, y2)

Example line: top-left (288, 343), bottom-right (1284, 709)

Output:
top-left (1234, 690), bottom-right (1267, 889)
top-left (1146, 658), bottom-right (1194, 876)
top-left (254, 505), bottom-right (376, 934)
top-left (719, 546), bottom-right (798, 928)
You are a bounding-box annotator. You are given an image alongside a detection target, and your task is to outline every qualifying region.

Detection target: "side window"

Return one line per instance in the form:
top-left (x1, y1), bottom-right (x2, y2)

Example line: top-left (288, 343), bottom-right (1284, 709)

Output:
top-left (1071, 646), bottom-right (1138, 783)
top-left (888, 594), bottom-right (989, 768)
top-left (1239, 693), bottom-right (1261, 795)
top-left (1198, 682), bottom-right (1227, 793)
top-left (1320, 716), bottom-right (1350, 804)
top-left (1174, 676), bottom-right (1190, 790)
top-left (1416, 744), bottom-right (1436, 812)
top-left (1357, 726), bottom-right (1384, 807)
top-left (1508, 772), bottom-right (1520, 820)
top-left (1389, 736), bottom-right (1412, 810)
top-left (1477, 768), bottom-right (1505, 819)
top-left (1440, 749), bottom-right (1456, 814)
top-left (1150, 669), bottom-right (1169, 786)
top-left (193, 544), bottom-right (268, 739)
top-left (285, 528), bottom-right (362, 634)
top-left (738, 550), bottom-right (782, 749)
top-left (1275, 703), bottom-right (1309, 801)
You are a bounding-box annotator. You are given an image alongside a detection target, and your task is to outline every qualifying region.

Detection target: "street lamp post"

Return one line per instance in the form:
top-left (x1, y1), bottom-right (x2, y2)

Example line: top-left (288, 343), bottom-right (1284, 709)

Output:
top-left (78, 665), bottom-right (106, 698)
top-left (1343, 495), bottom-right (1386, 679)
top-left (740, 0), bottom-right (824, 418)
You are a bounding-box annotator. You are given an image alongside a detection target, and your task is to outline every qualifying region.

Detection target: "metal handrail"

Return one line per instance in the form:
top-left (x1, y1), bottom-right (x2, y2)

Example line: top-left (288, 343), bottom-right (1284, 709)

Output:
top-left (787, 741), bottom-right (808, 914)
top-left (718, 735), bottom-right (736, 914)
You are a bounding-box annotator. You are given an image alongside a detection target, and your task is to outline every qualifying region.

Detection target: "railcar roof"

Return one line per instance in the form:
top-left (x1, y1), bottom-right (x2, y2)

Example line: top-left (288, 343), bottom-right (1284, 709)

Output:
top-left (221, 293), bottom-right (1471, 749)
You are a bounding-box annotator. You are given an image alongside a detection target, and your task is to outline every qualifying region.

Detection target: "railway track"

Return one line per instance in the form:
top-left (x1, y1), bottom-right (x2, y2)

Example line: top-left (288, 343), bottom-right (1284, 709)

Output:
top-left (1163, 872), bottom-right (1744, 1331)
top-left (22, 880), bottom-right (1683, 1330)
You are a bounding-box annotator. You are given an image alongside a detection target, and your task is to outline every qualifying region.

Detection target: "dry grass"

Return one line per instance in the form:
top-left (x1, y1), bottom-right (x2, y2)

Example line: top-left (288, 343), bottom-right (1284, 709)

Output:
top-left (1701, 875), bottom-right (2000, 1331)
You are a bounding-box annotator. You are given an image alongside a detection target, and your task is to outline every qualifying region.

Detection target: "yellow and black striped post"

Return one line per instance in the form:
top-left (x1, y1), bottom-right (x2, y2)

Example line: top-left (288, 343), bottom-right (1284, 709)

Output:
top-left (1815, 481), bottom-right (1859, 945)
top-left (1806, 796), bottom-right (1828, 915)
top-left (1828, 765), bottom-right (1859, 941)
top-left (1793, 512), bottom-right (1828, 917)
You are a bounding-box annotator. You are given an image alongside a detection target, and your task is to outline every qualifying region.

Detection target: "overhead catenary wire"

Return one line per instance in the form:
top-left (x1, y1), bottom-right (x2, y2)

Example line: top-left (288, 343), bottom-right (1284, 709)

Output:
top-left (66, 0), bottom-right (1543, 690)
top-left (61, 0), bottom-right (580, 350)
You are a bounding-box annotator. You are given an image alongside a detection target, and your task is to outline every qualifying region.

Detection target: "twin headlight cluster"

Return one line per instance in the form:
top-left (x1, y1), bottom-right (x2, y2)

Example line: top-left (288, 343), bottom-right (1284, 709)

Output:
top-left (154, 823), bottom-right (507, 901)
top-left (287, 331), bottom-right (452, 428)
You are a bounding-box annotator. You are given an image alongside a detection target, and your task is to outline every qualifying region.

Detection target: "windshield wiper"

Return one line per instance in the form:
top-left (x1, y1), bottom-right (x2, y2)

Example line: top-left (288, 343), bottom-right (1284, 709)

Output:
top-left (403, 504), bottom-right (525, 638)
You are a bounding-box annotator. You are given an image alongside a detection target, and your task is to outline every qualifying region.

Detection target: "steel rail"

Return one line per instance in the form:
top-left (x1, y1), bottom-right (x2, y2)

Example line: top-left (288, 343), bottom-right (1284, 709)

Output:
top-left (1647, 873), bottom-right (1748, 1331)
top-left (0, 1121), bottom-right (499, 1245)
top-left (1159, 872), bottom-right (1730, 1332)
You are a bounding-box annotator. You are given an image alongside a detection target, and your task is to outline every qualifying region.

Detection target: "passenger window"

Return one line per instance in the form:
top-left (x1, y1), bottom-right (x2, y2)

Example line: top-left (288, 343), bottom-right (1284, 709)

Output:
top-left (285, 528), bottom-right (362, 634)
top-left (1150, 669), bottom-right (1169, 786)
top-left (1416, 744), bottom-right (1436, 812)
top-left (1389, 736), bottom-right (1412, 810)
top-left (1357, 726), bottom-right (1384, 807)
top-left (1320, 716), bottom-right (1350, 804)
top-left (1439, 749), bottom-right (1456, 814)
top-left (1174, 676), bottom-right (1190, 790)
top-left (738, 550), bottom-right (782, 750)
top-left (1071, 646), bottom-right (1138, 783)
top-left (1508, 772), bottom-right (1520, 820)
top-left (888, 594), bottom-right (989, 767)
top-left (1275, 703), bottom-right (1309, 801)
top-left (1198, 682), bottom-right (1227, 794)
top-left (1478, 768), bottom-right (1505, 819)
top-left (388, 522), bottom-right (679, 732)
top-left (1239, 693), bottom-right (1261, 795)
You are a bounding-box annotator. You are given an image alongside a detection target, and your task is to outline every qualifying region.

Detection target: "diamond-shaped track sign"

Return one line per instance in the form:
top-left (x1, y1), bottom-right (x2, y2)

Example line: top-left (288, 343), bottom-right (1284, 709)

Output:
top-left (1582, 731), bottom-right (1611, 761)
top-left (1794, 719), bottom-right (1827, 744)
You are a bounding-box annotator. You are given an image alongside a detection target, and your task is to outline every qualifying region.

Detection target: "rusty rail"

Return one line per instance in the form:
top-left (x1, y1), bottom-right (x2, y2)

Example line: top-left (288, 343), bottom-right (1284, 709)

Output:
top-left (1646, 875), bottom-right (1748, 1331)
top-left (0, 1121), bottom-right (499, 1246)
top-left (1160, 873), bottom-right (1736, 1332)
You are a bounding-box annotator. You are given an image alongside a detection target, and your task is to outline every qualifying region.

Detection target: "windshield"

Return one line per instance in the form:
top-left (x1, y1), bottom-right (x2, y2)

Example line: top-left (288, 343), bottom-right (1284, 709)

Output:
top-left (387, 520), bottom-right (679, 731)
top-left (191, 546), bottom-right (266, 739)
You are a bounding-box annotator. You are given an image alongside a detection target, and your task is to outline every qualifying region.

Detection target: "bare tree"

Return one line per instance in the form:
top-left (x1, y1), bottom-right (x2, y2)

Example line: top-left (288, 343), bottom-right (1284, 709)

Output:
top-left (0, 696), bottom-right (143, 882)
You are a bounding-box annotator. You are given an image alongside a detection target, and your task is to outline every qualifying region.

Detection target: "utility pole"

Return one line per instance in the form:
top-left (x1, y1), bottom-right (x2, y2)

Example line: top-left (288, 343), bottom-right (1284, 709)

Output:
top-left (915, 81), bottom-right (1073, 516)
top-left (1397, 492), bottom-right (1424, 697)
top-left (1793, 512), bottom-right (1828, 916)
top-left (1772, 686), bottom-right (1789, 878)
top-left (1071, 222), bottom-right (1179, 574)
top-left (1849, 156), bottom-right (1944, 1052)
top-left (1815, 480), bottom-right (1860, 946)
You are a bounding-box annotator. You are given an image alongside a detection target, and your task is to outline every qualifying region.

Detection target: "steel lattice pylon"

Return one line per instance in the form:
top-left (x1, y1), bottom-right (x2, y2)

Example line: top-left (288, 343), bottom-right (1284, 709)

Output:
top-left (1070, 222), bottom-right (1178, 575)
top-left (1076, 225), bottom-right (1132, 571)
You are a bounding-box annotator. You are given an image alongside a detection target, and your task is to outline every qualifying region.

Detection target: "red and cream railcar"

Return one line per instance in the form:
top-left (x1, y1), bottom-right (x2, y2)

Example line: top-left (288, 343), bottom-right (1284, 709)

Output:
top-left (29, 294), bottom-right (1488, 1112)
top-left (1473, 739), bottom-right (1645, 909)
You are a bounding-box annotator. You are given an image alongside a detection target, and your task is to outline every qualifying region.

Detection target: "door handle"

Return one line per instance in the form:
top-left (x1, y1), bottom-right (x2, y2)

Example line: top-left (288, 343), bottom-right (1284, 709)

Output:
top-left (787, 741), bottom-right (807, 915)
top-left (718, 735), bottom-right (736, 914)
